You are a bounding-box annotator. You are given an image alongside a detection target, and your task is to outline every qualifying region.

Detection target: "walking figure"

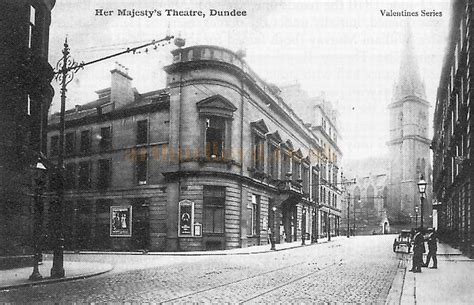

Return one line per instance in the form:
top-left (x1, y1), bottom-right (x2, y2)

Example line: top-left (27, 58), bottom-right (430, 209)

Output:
top-left (409, 227), bottom-right (425, 273)
top-left (423, 228), bottom-right (438, 269)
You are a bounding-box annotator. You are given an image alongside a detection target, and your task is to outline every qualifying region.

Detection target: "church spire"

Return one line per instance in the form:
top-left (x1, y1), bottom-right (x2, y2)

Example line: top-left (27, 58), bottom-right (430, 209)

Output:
top-left (393, 23), bottom-right (426, 101)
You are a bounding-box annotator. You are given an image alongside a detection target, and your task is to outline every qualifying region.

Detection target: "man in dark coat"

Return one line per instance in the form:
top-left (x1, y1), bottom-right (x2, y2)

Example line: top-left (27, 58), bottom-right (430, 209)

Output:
top-left (423, 228), bottom-right (438, 268)
top-left (409, 227), bottom-right (425, 273)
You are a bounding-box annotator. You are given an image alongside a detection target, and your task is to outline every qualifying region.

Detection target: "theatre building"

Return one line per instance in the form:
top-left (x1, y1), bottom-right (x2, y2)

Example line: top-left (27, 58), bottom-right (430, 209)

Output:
top-left (46, 44), bottom-right (334, 251)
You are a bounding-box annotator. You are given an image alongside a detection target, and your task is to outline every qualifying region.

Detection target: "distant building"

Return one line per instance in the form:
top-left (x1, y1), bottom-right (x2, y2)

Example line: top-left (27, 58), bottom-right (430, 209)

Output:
top-left (344, 168), bottom-right (390, 235)
top-left (280, 86), bottom-right (343, 238)
top-left (387, 25), bottom-right (432, 228)
top-left (432, 0), bottom-right (473, 257)
top-left (0, 0), bottom-right (55, 256)
top-left (45, 45), bottom-right (338, 252)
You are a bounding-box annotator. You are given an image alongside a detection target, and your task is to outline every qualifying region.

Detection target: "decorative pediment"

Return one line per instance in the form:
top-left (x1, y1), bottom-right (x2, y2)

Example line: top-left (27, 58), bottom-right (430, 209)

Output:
top-left (293, 148), bottom-right (303, 159)
top-left (196, 95), bottom-right (237, 118)
top-left (282, 139), bottom-right (294, 151)
top-left (302, 156), bottom-right (310, 165)
top-left (267, 131), bottom-right (282, 144)
top-left (250, 119), bottom-right (269, 135)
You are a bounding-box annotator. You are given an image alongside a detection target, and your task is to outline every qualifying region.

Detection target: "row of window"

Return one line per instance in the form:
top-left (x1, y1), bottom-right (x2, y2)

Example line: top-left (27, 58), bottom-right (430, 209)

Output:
top-left (320, 187), bottom-right (337, 208)
top-left (50, 120), bottom-right (149, 157)
top-left (63, 155), bottom-right (147, 190)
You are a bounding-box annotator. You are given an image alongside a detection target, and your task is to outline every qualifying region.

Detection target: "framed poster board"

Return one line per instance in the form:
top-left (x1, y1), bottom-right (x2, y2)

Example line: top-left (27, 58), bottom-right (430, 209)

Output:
top-left (194, 223), bottom-right (202, 237)
top-left (110, 206), bottom-right (132, 237)
top-left (178, 200), bottom-right (194, 236)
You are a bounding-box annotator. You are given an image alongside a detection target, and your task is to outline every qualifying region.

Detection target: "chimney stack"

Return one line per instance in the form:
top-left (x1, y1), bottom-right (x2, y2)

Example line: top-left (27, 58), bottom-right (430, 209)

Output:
top-left (110, 62), bottom-right (134, 109)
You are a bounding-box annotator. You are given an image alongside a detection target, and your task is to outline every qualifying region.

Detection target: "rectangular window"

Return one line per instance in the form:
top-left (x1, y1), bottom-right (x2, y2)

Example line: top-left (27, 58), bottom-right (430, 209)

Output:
top-left (80, 130), bottom-right (91, 153)
top-left (137, 120), bottom-right (148, 145)
top-left (78, 161), bottom-right (91, 189)
top-left (100, 126), bottom-right (112, 151)
top-left (50, 135), bottom-right (59, 156)
top-left (328, 164), bottom-right (332, 184)
top-left (205, 117), bottom-right (225, 159)
top-left (27, 95), bottom-right (31, 115)
top-left (282, 153), bottom-right (290, 177)
top-left (302, 166), bottom-right (309, 194)
top-left (292, 160), bottom-right (301, 182)
top-left (203, 186), bottom-right (225, 234)
top-left (64, 163), bottom-right (76, 190)
top-left (268, 144), bottom-right (279, 179)
top-left (136, 152), bottom-right (147, 185)
top-left (28, 6), bottom-right (35, 48)
top-left (251, 194), bottom-right (260, 236)
top-left (98, 159), bottom-right (112, 189)
top-left (253, 135), bottom-right (265, 171)
top-left (65, 132), bottom-right (75, 155)
top-left (312, 168), bottom-right (319, 202)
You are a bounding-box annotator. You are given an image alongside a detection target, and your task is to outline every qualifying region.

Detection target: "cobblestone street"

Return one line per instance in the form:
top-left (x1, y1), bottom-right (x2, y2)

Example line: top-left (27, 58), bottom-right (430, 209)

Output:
top-left (0, 235), bottom-right (400, 303)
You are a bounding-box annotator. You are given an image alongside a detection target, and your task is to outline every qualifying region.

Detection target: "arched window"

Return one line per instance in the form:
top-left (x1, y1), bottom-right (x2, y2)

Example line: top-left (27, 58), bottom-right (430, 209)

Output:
top-left (383, 186), bottom-right (389, 208)
top-left (354, 186), bottom-right (360, 207)
top-left (367, 185), bottom-right (374, 209)
top-left (416, 158), bottom-right (421, 178)
top-left (421, 158), bottom-right (426, 179)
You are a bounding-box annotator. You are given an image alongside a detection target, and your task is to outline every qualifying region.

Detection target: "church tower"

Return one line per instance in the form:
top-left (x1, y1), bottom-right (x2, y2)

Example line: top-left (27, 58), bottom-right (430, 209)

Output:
top-left (387, 25), bottom-right (432, 227)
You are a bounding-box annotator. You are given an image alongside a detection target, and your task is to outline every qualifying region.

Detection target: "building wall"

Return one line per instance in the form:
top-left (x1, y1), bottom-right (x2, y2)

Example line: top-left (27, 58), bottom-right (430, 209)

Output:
top-left (46, 44), bottom-right (335, 251)
top-left (432, 0), bottom-right (473, 258)
top-left (344, 174), bottom-right (389, 235)
top-left (0, 0), bottom-right (55, 256)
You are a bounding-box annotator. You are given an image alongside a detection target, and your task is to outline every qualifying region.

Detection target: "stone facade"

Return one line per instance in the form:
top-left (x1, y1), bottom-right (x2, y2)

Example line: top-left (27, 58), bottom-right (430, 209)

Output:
top-left (45, 45), bottom-right (339, 251)
top-left (279, 86), bottom-right (343, 238)
top-left (0, 0), bottom-right (55, 256)
top-left (345, 173), bottom-right (390, 235)
top-left (432, 0), bottom-right (474, 257)
top-left (387, 25), bottom-right (433, 227)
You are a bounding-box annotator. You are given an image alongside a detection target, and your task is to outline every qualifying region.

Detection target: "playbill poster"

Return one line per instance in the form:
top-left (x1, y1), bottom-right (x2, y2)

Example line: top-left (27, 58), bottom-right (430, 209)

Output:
top-left (4, 0), bottom-right (474, 304)
top-left (110, 206), bottom-right (132, 237)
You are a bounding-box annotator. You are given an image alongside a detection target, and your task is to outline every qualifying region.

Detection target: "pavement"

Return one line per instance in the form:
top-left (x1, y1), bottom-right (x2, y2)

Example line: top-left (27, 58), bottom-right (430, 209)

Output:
top-left (0, 236), bottom-right (337, 291)
top-left (386, 242), bottom-right (474, 305)
top-left (2, 236), bottom-right (473, 305)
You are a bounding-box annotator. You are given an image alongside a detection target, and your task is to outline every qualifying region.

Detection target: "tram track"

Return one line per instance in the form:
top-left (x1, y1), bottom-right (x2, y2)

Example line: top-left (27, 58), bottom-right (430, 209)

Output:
top-left (159, 252), bottom-right (348, 304)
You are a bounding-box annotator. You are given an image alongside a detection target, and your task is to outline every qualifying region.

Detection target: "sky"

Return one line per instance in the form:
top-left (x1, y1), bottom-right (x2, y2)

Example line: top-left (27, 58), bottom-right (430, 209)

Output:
top-left (48, 0), bottom-right (452, 162)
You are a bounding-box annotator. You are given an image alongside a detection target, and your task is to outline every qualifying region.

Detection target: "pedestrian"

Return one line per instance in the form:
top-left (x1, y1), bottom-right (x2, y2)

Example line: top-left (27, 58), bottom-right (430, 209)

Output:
top-left (409, 227), bottom-right (425, 273)
top-left (423, 228), bottom-right (438, 269)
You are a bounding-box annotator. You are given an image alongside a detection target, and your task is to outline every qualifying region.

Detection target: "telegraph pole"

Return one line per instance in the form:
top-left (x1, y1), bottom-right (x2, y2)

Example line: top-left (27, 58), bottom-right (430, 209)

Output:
top-left (50, 34), bottom-right (174, 278)
top-left (347, 193), bottom-right (350, 238)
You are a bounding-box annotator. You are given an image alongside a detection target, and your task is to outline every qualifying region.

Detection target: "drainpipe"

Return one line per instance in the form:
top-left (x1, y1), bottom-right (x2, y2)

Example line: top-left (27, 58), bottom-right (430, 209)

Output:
top-left (239, 78), bottom-right (245, 248)
top-left (176, 65), bottom-right (183, 251)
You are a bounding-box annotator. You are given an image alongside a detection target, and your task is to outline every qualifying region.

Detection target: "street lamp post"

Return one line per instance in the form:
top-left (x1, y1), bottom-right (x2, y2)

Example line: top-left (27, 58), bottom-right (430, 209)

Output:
top-left (347, 194), bottom-right (350, 238)
top-left (29, 160), bottom-right (47, 281)
top-left (327, 209), bottom-right (331, 241)
top-left (355, 199), bottom-right (360, 235)
top-left (270, 206), bottom-right (277, 250)
top-left (312, 208), bottom-right (318, 243)
top-left (301, 207), bottom-right (306, 245)
top-left (50, 35), bottom-right (174, 278)
top-left (415, 206), bottom-right (419, 227)
top-left (417, 176), bottom-right (427, 229)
